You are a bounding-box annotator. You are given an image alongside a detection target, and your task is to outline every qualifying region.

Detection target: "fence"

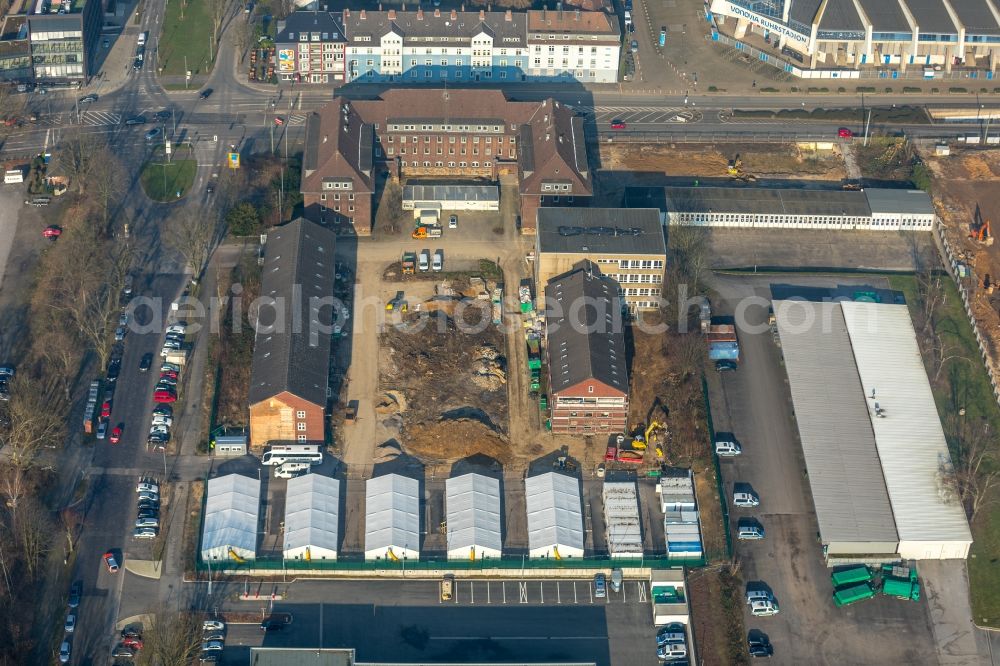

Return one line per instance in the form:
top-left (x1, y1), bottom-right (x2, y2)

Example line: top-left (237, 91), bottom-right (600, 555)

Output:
top-left (933, 220), bottom-right (1000, 408)
top-left (701, 375), bottom-right (733, 560)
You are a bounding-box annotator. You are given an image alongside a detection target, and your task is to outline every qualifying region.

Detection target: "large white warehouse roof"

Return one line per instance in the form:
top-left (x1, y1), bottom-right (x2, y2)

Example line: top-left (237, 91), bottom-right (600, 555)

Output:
top-left (283, 474), bottom-right (340, 561)
top-left (365, 474), bottom-right (420, 561)
top-left (525, 472), bottom-right (584, 559)
top-left (445, 473), bottom-right (503, 560)
top-left (840, 301), bottom-right (972, 560)
top-left (202, 473), bottom-right (260, 561)
top-left (773, 300), bottom-right (899, 556)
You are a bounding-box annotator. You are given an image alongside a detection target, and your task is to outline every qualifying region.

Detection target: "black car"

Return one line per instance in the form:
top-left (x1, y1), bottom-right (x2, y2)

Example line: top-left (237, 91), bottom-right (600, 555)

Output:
top-left (155, 110), bottom-right (172, 121)
top-left (206, 181), bottom-right (216, 194)
top-left (139, 353), bottom-right (153, 372)
top-left (199, 88), bottom-right (213, 99)
top-left (78, 93), bottom-right (98, 103)
top-left (260, 617), bottom-right (286, 632)
top-left (748, 632), bottom-right (773, 658)
top-left (715, 359), bottom-right (738, 372)
top-left (125, 115), bottom-right (146, 126)
top-left (111, 645), bottom-right (135, 658)
top-left (68, 581), bottom-right (82, 608)
top-left (107, 358), bottom-right (122, 383)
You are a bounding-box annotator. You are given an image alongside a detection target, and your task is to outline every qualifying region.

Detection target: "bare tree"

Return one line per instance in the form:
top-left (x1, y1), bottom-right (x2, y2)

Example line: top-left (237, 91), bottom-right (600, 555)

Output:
top-left (0, 465), bottom-right (27, 519)
top-left (668, 225), bottom-right (710, 296)
top-left (209, 0), bottom-right (229, 51)
top-left (941, 423), bottom-right (1000, 522)
top-left (135, 609), bottom-right (203, 666)
top-left (10, 498), bottom-right (51, 579)
top-left (86, 145), bottom-right (125, 235)
top-left (0, 376), bottom-right (67, 467)
top-left (915, 266), bottom-right (945, 335)
top-left (234, 14), bottom-right (256, 63)
top-left (165, 209), bottom-right (221, 283)
top-left (57, 131), bottom-right (102, 195)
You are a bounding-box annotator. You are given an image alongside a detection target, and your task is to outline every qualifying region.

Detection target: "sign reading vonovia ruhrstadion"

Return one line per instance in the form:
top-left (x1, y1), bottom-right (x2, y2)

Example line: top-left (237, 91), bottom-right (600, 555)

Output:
top-left (714, 1), bottom-right (810, 44)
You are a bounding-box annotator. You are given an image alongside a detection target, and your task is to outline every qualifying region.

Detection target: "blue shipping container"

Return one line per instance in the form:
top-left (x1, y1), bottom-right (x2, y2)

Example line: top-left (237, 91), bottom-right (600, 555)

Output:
top-left (709, 343), bottom-right (740, 361)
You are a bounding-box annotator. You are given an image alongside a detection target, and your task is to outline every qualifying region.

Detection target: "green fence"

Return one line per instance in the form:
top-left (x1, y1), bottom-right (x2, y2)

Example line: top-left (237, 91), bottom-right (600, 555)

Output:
top-left (196, 553), bottom-right (706, 574)
top-left (702, 373), bottom-right (733, 559)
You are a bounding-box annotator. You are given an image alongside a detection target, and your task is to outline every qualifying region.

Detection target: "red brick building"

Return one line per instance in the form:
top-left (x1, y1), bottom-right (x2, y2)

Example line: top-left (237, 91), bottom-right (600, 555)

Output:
top-left (248, 218), bottom-right (336, 450)
top-left (544, 261), bottom-right (629, 434)
top-left (300, 89), bottom-right (591, 235)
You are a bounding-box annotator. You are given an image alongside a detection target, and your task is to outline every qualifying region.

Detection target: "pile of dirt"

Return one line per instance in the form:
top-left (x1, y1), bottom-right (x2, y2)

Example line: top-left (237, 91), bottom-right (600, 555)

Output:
top-left (402, 419), bottom-right (512, 463)
top-left (598, 143), bottom-right (844, 180)
top-left (962, 154), bottom-right (1000, 180)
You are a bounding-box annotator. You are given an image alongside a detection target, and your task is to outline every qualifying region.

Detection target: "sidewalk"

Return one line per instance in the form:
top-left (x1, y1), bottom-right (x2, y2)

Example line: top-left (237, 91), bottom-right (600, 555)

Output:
top-left (85, 3), bottom-right (141, 95)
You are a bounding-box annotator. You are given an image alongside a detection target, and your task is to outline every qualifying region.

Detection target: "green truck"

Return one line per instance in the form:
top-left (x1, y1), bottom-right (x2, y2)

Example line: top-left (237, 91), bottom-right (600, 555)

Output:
top-left (833, 582), bottom-right (876, 608)
top-left (830, 565), bottom-right (872, 588)
top-left (881, 564), bottom-right (920, 601)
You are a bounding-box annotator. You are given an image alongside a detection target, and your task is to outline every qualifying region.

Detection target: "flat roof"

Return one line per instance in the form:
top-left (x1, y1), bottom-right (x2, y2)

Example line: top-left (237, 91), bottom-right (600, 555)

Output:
top-left (955, 0), bottom-right (1000, 36)
top-left (403, 183), bottom-right (500, 203)
top-left (662, 187), bottom-right (872, 218)
top-left (903, 0), bottom-right (957, 34)
top-left (840, 302), bottom-right (972, 550)
top-left (773, 300), bottom-right (898, 549)
top-left (864, 188), bottom-right (935, 216)
top-left (537, 207), bottom-right (665, 255)
top-left (859, 0), bottom-right (911, 33)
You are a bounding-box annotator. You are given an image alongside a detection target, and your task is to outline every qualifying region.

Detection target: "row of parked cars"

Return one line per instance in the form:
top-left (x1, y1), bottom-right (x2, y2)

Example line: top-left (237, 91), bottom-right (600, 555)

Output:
top-left (134, 479), bottom-right (161, 539)
top-left (199, 619), bottom-right (227, 662)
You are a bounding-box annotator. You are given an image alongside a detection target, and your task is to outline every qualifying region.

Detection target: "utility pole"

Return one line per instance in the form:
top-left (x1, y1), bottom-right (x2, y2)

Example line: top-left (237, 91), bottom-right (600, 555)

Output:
top-left (184, 55), bottom-right (188, 89)
top-left (863, 109), bottom-right (872, 147)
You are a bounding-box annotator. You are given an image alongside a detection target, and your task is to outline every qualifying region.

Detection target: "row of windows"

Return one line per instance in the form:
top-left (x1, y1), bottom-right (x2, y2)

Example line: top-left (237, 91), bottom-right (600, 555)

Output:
top-left (388, 135), bottom-right (512, 144)
top-left (400, 160), bottom-right (492, 168)
top-left (319, 193), bottom-right (355, 201)
top-left (387, 148), bottom-right (517, 159)
top-left (624, 287), bottom-right (657, 296)
top-left (605, 273), bottom-right (662, 284)
top-left (595, 258), bottom-right (665, 270)
top-left (534, 45), bottom-right (611, 54)
top-left (673, 212), bottom-right (932, 227)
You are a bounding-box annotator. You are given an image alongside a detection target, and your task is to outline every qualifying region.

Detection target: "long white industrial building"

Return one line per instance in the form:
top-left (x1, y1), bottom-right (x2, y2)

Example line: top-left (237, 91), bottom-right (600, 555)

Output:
top-left (201, 473), bottom-right (260, 562)
top-left (445, 473), bottom-right (503, 561)
top-left (774, 297), bottom-right (972, 562)
top-left (365, 474), bottom-right (420, 561)
top-left (283, 474), bottom-right (340, 561)
top-left (525, 472), bottom-right (585, 559)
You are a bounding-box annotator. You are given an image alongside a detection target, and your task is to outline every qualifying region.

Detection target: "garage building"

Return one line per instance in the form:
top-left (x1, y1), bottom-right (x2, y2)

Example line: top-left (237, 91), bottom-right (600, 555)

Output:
top-left (525, 472), bottom-right (584, 559)
top-left (364, 474), bottom-right (420, 561)
top-left (283, 474), bottom-right (341, 561)
top-left (402, 183), bottom-right (500, 212)
top-left (445, 473), bottom-right (503, 560)
top-left (774, 297), bottom-right (973, 562)
top-left (201, 473), bottom-right (261, 562)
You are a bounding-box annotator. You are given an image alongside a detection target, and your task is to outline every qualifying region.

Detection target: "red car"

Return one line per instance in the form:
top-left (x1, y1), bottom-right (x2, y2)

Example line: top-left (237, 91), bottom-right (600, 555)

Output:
top-left (121, 637), bottom-right (143, 650)
top-left (610, 119), bottom-right (627, 130)
top-left (153, 389), bottom-right (177, 403)
top-left (838, 127), bottom-right (854, 138)
top-left (43, 225), bottom-right (62, 239)
top-left (159, 370), bottom-right (178, 379)
top-left (103, 551), bottom-right (119, 573)
top-left (109, 424), bottom-right (122, 444)
top-left (101, 400), bottom-right (112, 419)
top-left (273, 116), bottom-right (285, 126)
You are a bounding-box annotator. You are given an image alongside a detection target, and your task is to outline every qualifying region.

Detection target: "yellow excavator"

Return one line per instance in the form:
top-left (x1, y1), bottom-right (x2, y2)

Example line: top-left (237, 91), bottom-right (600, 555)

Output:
top-left (727, 155), bottom-right (757, 183)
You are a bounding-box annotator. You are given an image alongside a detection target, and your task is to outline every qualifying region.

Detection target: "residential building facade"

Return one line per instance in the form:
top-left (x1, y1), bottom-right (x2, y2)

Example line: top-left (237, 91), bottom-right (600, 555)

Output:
top-left (338, 6), bottom-right (619, 84)
top-left (536, 208), bottom-right (666, 312)
top-left (27, 0), bottom-right (103, 83)
top-left (274, 11), bottom-right (346, 83)
top-left (248, 218), bottom-right (336, 449)
top-left (301, 89), bottom-right (591, 234)
top-left (544, 261), bottom-right (629, 434)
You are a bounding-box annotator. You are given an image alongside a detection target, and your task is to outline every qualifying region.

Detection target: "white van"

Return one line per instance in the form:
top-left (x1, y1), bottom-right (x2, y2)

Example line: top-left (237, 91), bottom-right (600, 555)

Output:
top-left (714, 438), bottom-right (742, 456)
top-left (274, 462), bottom-right (310, 479)
top-left (418, 249), bottom-right (430, 272)
top-left (624, 10), bottom-right (632, 26)
top-left (737, 525), bottom-right (765, 540)
top-left (733, 491), bottom-right (759, 508)
top-left (137, 31), bottom-right (147, 47)
top-left (432, 249), bottom-right (443, 272)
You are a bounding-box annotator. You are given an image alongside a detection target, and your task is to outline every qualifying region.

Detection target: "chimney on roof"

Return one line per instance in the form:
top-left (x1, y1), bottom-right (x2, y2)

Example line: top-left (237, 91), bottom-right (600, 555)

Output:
top-left (434, 7), bottom-right (440, 16)
top-left (479, 8), bottom-right (485, 20)
top-left (558, 1), bottom-right (563, 19)
top-left (417, 7), bottom-right (424, 19)
top-left (505, 8), bottom-right (512, 21)
top-left (323, 135), bottom-right (328, 143)
top-left (575, 8), bottom-right (580, 20)
top-left (388, 8), bottom-right (396, 19)
top-left (461, 3), bottom-right (465, 10)
top-left (343, 8), bottom-right (349, 19)
top-left (378, 2), bottom-right (382, 10)
top-left (360, 8), bottom-right (366, 19)
top-left (450, 8), bottom-right (457, 19)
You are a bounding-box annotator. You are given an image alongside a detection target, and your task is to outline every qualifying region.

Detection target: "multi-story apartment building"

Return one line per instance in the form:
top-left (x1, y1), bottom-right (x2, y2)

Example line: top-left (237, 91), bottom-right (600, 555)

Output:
top-left (336, 6), bottom-right (619, 84)
top-left (536, 208), bottom-right (667, 312)
top-left (274, 11), bottom-right (346, 84)
top-left (300, 89), bottom-right (591, 234)
top-left (544, 261), bottom-right (629, 435)
top-left (27, 0), bottom-right (103, 82)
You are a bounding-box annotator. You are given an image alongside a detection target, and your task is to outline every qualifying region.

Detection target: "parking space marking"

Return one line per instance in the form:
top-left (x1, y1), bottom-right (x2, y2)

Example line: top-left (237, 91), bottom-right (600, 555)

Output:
top-left (574, 580), bottom-right (578, 604)
top-left (519, 581), bottom-right (527, 604)
top-left (502, 580), bottom-right (506, 604)
top-left (470, 581), bottom-right (474, 604)
top-left (638, 580), bottom-right (647, 603)
top-left (540, 581), bottom-right (544, 604)
top-left (557, 581), bottom-right (561, 604)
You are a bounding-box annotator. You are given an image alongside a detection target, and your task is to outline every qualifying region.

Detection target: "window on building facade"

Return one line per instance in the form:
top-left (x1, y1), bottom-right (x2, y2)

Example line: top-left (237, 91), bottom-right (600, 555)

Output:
top-left (297, 435), bottom-right (307, 442)
top-left (297, 422), bottom-right (307, 431)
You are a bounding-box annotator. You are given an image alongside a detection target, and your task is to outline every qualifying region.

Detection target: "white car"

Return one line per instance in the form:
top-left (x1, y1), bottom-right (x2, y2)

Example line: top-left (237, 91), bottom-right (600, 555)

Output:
top-left (733, 491), bottom-right (760, 508)
top-left (136, 482), bottom-right (159, 494)
top-left (448, 214), bottom-right (457, 229)
top-left (135, 517), bottom-right (159, 528)
top-left (202, 640), bottom-right (224, 651)
top-left (432, 249), bottom-right (443, 272)
top-left (133, 527), bottom-right (158, 539)
top-left (166, 324), bottom-right (186, 335)
top-left (151, 415), bottom-right (173, 427)
top-left (149, 425), bottom-right (170, 437)
top-left (202, 620), bottom-right (225, 632)
top-left (749, 599), bottom-right (779, 616)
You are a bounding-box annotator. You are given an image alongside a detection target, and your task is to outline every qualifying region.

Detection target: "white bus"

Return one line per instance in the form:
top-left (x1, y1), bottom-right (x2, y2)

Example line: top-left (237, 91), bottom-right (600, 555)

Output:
top-left (261, 444), bottom-right (323, 466)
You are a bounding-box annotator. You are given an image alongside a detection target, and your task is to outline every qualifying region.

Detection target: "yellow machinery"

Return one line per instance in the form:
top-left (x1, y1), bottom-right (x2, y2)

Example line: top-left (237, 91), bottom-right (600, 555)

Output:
top-left (553, 546), bottom-right (562, 560)
top-left (228, 548), bottom-right (246, 564)
top-left (305, 547), bottom-right (312, 562)
top-left (386, 548), bottom-right (400, 562)
top-left (469, 547), bottom-right (476, 561)
top-left (727, 155), bottom-right (757, 182)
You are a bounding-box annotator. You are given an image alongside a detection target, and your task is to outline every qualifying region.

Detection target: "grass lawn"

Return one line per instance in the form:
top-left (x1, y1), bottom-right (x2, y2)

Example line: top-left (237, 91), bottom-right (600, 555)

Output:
top-left (889, 275), bottom-right (1000, 626)
top-left (140, 155), bottom-right (197, 202)
top-left (158, 0), bottom-right (215, 77)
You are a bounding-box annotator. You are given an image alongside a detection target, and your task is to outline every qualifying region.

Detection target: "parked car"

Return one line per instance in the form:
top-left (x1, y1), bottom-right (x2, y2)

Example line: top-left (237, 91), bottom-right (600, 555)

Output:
top-left (630, 39), bottom-right (639, 53)
top-left (112, 644), bottom-right (135, 658)
top-left (432, 249), bottom-right (443, 272)
top-left (139, 353), bottom-right (153, 372)
top-left (122, 636), bottom-right (143, 650)
top-left (114, 325), bottom-right (127, 342)
top-left (137, 509), bottom-right (159, 520)
top-left (68, 581), bottom-right (81, 608)
top-left (745, 589), bottom-right (776, 605)
top-left (201, 640), bottom-right (224, 651)
top-left (656, 623), bottom-right (685, 647)
top-left (144, 128), bottom-right (161, 142)
top-left (107, 358), bottom-right (121, 383)
top-left (125, 116), bottom-right (146, 126)
top-left (448, 214), bottom-right (457, 229)
top-left (199, 653), bottom-right (220, 663)
top-left (733, 491), bottom-right (760, 508)
top-left (101, 400), bottom-right (112, 418)
top-left (155, 110), bottom-right (171, 121)
top-left (153, 404), bottom-right (173, 416)
top-left (748, 632), bottom-right (774, 658)
top-left (59, 640), bottom-right (71, 663)
top-left (160, 369), bottom-right (178, 379)
top-left (103, 551), bottom-right (120, 573)
top-left (610, 119), bottom-right (626, 130)
top-left (749, 599), bottom-right (779, 616)
top-left (135, 517), bottom-right (159, 528)
top-left (109, 424), bottom-right (123, 444)
top-left (43, 225), bottom-right (63, 239)
top-left (161, 362), bottom-right (181, 373)
top-left (78, 93), bottom-right (98, 103)
top-left (838, 127), bottom-right (854, 138)
top-left (137, 501), bottom-right (160, 512)
top-left (154, 390), bottom-right (177, 403)
top-left (715, 359), bottom-right (738, 372)
top-left (137, 491), bottom-right (160, 503)
top-left (136, 482), bottom-right (159, 494)
top-left (64, 613), bottom-right (76, 633)
top-left (260, 617), bottom-right (286, 631)
top-left (203, 620), bottom-right (225, 632)
top-left (203, 633), bottom-right (225, 642)
top-left (737, 521), bottom-right (765, 540)
top-left (152, 414), bottom-right (173, 427)
top-left (714, 435), bottom-right (742, 456)
top-left (593, 573), bottom-right (606, 598)
top-left (96, 418), bottom-right (109, 440)
top-left (102, 37), bottom-right (110, 48)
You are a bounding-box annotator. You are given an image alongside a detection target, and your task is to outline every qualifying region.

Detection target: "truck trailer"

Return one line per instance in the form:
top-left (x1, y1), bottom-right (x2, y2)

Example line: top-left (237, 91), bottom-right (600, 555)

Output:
top-left (833, 582), bottom-right (875, 608)
top-left (830, 565), bottom-right (873, 588)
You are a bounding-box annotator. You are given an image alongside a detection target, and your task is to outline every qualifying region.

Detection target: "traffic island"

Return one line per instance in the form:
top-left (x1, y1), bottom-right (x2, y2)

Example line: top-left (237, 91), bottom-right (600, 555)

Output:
top-left (139, 144), bottom-right (196, 202)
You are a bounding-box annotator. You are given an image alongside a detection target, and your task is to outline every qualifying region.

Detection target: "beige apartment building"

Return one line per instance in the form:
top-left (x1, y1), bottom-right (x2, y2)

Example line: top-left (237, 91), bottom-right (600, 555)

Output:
top-left (535, 208), bottom-right (666, 312)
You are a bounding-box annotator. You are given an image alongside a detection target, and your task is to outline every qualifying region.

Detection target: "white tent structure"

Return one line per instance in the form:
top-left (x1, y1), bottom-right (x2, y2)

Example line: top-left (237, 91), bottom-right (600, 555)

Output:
top-left (364, 474), bottom-right (420, 561)
top-left (525, 472), bottom-right (584, 559)
top-left (445, 473), bottom-right (503, 560)
top-left (283, 474), bottom-right (340, 561)
top-left (201, 473), bottom-right (260, 562)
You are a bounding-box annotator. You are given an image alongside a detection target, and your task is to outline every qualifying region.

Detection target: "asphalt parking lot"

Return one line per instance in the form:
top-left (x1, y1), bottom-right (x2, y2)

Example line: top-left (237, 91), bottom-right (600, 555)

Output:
top-left (215, 579), bottom-right (658, 665)
top-left (705, 274), bottom-right (939, 664)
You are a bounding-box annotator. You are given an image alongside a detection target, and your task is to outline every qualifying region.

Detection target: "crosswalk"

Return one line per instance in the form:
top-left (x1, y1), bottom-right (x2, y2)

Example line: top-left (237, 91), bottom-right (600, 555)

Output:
top-left (288, 113), bottom-right (308, 126)
top-left (81, 110), bottom-right (122, 126)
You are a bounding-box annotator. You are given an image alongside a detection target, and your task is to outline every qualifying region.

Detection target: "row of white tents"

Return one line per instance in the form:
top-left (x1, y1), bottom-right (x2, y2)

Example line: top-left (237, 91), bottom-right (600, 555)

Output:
top-left (200, 470), bottom-right (594, 563)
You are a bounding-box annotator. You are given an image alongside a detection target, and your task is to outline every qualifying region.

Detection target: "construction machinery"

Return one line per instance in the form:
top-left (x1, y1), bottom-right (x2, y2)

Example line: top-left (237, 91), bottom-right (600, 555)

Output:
top-left (970, 203), bottom-right (994, 246)
top-left (228, 548), bottom-right (246, 564)
top-left (401, 252), bottom-right (416, 275)
top-left (726, 155), bottom-right (757, 183)
top-left (411, 225), bottom-right (442, 239)
top-left (386, 291), bottom-right (408, 312)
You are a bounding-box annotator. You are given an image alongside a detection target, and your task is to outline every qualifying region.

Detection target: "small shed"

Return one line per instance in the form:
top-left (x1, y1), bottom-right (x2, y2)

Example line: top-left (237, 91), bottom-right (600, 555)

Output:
top-left (525, 472), bottom-right (584, 559)
top-left (445, 473), bottom-right (503, 560)
top-left (283, 474), bottom-right (340, 561)
top-left (201, 473), bottom-right (260, 562)
top-left (364, 474), bottom-right (420, 561)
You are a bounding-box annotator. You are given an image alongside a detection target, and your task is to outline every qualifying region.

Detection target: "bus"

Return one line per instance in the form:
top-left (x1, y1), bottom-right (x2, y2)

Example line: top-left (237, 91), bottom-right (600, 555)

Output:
top-left (830, 565), bottom-right (872, 589)
top-left (261, 444), bottom-right (323, 466)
